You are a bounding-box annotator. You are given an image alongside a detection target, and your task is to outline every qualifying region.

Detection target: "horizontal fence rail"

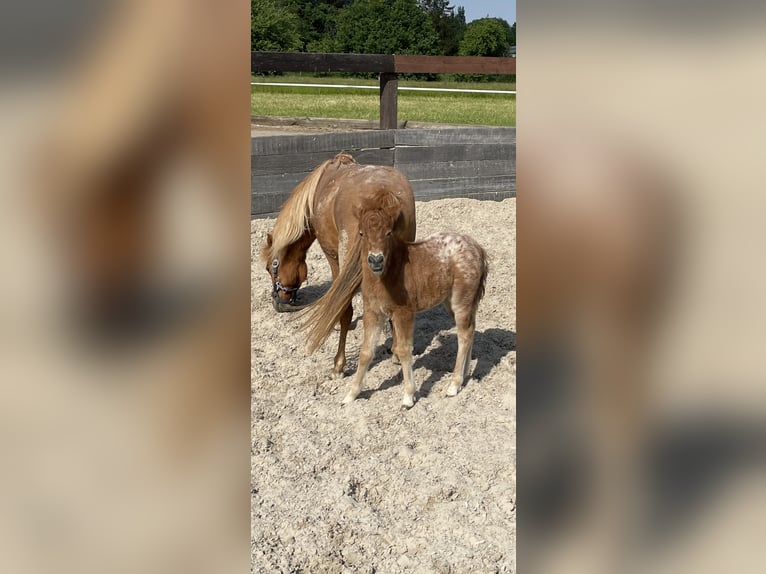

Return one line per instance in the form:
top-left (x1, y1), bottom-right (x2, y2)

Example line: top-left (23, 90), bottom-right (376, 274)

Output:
top-left (251, 52), bottom-right (515, 74)
top-left (251, 82), bottom-right (516, 95)
top-left (252, 52), bottom-right (516, 129)
top-left (251, 128), bottom-right (516, 218)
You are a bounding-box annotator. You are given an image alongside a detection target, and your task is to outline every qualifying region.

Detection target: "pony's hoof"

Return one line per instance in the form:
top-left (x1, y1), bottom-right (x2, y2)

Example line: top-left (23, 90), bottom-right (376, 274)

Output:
top-left (446, 384), bottom-right (460, 397)
top-left (401, 395), bottom-right (415, 409)
top-left (391, 354), bottom-right (401, 366)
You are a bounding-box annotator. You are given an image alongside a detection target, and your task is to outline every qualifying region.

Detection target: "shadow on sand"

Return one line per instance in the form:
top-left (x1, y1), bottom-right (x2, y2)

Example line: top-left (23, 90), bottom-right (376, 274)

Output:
top-left (358, 305), bottom-right (515, 401)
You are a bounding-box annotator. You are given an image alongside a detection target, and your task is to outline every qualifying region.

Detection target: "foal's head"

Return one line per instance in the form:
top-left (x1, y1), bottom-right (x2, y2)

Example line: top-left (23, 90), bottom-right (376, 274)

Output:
top-left (357, 208), bottom-right (399, 277)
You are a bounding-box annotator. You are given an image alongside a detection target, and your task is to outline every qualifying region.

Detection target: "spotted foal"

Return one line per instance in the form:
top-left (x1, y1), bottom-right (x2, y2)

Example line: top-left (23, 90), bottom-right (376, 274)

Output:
top-left (345, 206), bottom-right (488, 408)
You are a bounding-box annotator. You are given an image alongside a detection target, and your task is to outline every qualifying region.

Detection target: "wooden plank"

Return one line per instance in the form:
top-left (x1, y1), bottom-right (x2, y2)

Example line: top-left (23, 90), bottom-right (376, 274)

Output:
top-left (251, 191), bottom-right (292, 217)
top-left (251, 52), bottom-right (515, 75)
top-left (252, 130), bottom-right (395, 156)
top-left (410, 175), bottom-right (515, 197)
top-left (395, 127), bottom-right (516, 146)
top-left (252, 148), bottom-right (394, 176)
top-left (395, 143), bottom-right (515, 164)
top-left (252, 172), bottom-right (307, 197)
top-left (253, 185), bottom-right (516, 217)
top-left (379, 73), bottom-right (398, 130)
top-left (252, 52), bottom-right (394, 73)
top-left (395, 55), bottom-right (515, 74)
top-left (397, 159), bottom-right (515, 181)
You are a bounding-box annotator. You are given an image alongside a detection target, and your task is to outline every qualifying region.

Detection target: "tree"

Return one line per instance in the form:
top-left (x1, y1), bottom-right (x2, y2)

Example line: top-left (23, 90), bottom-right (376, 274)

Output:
top-left (332, 0), bottom-right (439, 55)
top-left (251, 0), bottom-right (302, 52)
top-left (419, 0), bottom-right (466, 56)
top-left (283, 0), bottom-right (353, 52)
top-left (458, 17), bottom-right (511, 58)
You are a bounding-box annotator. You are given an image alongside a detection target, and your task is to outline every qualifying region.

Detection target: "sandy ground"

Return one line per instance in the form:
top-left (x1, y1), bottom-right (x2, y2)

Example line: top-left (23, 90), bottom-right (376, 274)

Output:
top-left (251, 197), bottom-right (516, 573)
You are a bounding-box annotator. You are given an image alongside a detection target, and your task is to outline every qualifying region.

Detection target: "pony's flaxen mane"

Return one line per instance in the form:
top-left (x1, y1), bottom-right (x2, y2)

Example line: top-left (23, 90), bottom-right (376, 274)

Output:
top-left (266, 153), bottom-right (356, 262)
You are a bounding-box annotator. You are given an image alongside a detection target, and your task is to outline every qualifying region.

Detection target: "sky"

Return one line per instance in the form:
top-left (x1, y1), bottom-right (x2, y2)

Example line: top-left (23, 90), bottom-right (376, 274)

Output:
top-left (461, 0), bottom-right (516, 25)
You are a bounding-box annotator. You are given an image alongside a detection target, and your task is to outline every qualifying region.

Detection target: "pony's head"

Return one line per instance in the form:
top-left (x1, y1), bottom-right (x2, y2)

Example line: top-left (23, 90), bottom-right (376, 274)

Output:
top-left (259, 155), bottom-right (348, 312)
top-left (355, 191), bottom-right (402, 277)
top-left (260, 232), bottom-right (310, 312)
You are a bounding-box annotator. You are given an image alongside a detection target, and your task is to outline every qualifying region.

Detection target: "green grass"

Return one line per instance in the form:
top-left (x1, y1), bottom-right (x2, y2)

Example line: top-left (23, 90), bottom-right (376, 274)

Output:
top-left (251, 74), bottom-right (515, 126)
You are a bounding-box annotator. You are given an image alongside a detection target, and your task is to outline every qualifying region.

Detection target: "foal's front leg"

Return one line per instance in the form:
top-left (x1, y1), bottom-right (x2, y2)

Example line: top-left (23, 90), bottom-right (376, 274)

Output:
top-left (391, 311), bottom-right (416, 408)
top-left (342, 309), bottom-right (383, 404)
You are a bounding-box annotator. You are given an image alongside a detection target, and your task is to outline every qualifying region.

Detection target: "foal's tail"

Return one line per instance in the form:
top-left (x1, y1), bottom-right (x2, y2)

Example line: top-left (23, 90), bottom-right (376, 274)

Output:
top-left (474, 245), bottom-right (489, 311)
top-left (300, 236), bottom-right (363, 353)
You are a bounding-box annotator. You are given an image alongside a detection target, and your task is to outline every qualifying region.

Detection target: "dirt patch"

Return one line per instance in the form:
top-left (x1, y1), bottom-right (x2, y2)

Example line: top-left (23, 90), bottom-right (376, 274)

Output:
top-left (251, 197), bottom-right (516, 573)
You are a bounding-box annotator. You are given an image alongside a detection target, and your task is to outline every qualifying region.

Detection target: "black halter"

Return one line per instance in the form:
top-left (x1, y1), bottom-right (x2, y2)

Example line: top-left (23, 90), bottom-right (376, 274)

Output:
top-left (271, 259), bottom-right (299, 305)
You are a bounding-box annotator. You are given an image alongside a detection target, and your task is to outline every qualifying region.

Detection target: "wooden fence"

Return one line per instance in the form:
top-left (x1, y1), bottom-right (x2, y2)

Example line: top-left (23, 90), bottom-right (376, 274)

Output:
top-left (252, 52), bottom-right (516, 129)
top-left (251, 127), bottom-right (515, 218)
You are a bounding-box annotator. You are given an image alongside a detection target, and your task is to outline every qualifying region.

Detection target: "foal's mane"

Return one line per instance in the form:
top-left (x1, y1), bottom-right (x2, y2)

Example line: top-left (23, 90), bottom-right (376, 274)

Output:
top-left (264, 153), bottom-right (356, 262)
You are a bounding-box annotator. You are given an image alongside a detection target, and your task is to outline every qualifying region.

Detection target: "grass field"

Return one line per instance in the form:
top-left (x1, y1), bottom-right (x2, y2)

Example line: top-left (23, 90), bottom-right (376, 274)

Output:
top-left (251, 74), bottom-right (516, 126)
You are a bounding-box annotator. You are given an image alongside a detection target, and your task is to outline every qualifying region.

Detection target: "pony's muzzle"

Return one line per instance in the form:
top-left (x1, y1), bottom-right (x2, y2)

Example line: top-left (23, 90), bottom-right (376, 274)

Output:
top-left (367, 253), bottom-right (385, 274)
top-left (272, 297), bottom-right (291, 313)
top-left (272, 297), bottom-right (306, 313)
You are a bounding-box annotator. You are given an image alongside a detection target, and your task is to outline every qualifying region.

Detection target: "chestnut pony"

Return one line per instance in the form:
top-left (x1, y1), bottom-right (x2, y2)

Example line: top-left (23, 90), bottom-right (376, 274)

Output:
top-left (302, 189), bottom-right (488, 407)
top-left (261, 154), bottom-right (416, 377)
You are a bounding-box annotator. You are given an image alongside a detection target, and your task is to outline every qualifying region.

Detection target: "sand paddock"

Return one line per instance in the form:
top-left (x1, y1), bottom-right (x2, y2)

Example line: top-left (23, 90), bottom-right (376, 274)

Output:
top-left (251, 197), bottom-right (516, 573)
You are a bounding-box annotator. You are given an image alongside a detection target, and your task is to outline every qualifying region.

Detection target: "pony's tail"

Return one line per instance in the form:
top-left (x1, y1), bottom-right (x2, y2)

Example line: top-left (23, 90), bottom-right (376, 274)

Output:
top-left (300, 237), bottom-right (363, 353)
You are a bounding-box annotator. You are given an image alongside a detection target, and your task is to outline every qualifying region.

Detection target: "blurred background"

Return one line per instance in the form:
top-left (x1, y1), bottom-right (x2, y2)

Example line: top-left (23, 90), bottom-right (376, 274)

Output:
top-left (4, 1), bottom-right (766, 572)
top-left (518, 1), bottom-right (766, 573)
top-left (0, 1), bottom-right (250, 573)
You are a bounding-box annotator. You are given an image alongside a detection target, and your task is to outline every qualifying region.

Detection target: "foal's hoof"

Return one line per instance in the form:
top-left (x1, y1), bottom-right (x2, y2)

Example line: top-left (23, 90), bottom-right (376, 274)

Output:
top-left (341, 392), bottom-right (357, 405)
top-left (401, 395), bottom-right (416, 409)
top-left (331, 370), bottom-right (345, 380)
top-left (446, 384), bottom-right (460, 397)
top-left (391, 354), bottom-right (401, 366)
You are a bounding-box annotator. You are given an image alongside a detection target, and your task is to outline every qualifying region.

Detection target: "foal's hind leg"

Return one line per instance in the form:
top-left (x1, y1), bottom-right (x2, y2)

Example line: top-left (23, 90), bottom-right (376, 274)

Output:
top-left (388, 318), bottom-right (401, 365)
top-left (447, 307), bottom-right (475, 397)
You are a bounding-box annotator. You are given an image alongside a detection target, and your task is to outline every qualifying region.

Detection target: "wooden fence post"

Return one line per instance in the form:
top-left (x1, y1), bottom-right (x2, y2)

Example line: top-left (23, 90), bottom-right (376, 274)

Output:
top-left (379, 73), bottom-right (398, 130)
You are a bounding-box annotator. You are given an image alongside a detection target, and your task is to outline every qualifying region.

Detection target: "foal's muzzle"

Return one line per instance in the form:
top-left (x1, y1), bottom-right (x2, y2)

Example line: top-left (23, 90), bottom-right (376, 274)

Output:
top-left (367, 253), bottom-right (384, 274)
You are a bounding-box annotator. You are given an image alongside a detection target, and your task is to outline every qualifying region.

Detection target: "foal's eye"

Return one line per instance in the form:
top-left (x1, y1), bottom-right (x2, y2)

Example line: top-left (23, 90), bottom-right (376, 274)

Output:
top-left (386, 230), bottom-right (392, 237)
top-left (358, 230), bottom-right (364, 237)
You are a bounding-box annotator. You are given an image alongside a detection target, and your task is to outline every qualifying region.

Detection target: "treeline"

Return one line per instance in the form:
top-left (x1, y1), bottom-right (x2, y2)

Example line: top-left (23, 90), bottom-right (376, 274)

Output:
top-left (252, 0), bottom-right (515, 60)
